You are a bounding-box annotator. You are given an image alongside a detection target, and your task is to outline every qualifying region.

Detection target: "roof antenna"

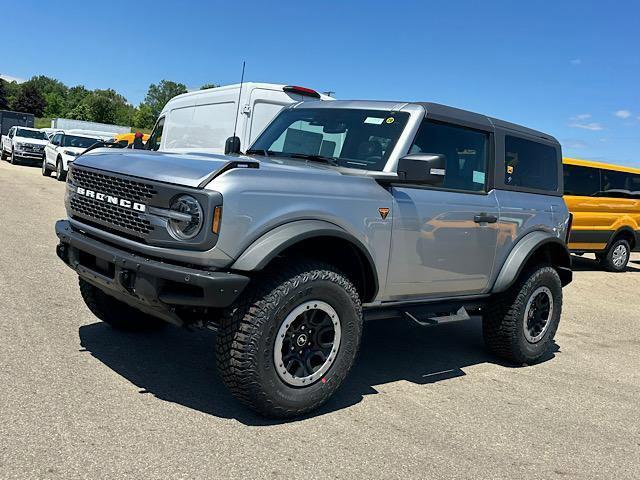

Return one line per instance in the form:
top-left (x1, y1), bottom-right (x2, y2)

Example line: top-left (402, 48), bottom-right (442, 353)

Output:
top-left (225, 61), bottom-right (245, 155)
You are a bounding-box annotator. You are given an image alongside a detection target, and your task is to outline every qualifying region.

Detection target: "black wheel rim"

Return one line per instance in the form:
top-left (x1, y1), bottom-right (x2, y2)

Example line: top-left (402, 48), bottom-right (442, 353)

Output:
top-left (274, 300), bottom-right (341, 387)
top-left (523, 286), bottom-right (554, 343)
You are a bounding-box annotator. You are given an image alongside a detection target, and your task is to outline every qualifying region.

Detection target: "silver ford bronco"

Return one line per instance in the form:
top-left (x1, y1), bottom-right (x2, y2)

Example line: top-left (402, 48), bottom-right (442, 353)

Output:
top-left (55, 100), bottom-right (572, 417)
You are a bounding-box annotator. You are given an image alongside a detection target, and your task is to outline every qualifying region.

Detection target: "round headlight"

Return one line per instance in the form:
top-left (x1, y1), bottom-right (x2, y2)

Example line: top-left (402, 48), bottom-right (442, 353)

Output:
top-left (167, 195), bottom-right (203, 240)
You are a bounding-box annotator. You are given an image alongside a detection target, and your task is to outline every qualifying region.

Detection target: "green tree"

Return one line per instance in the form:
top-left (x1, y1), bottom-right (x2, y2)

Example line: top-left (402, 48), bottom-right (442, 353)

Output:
top-left (64, 85), bottom-right (89, 115)
top-left (12, 83), bottom-right (46, 116)
top-left (26, 75), bottom-right (67, 98)
top-left (132, 103), bottom-right (156, 129)
top-left (0, 79), bottom-right (8, 110)
top-left (67, 103), bottom-right (92, 121)
top-left (143, 80), bottom-right (187, 119)
top-left (83, 93), bottom-right (116, 124)
top-left (200, 83), bottom-right (218, 90)
top-left (4, 81), bottom-right (21, 108)
top-left (44, 92), bottom-right (65, 117)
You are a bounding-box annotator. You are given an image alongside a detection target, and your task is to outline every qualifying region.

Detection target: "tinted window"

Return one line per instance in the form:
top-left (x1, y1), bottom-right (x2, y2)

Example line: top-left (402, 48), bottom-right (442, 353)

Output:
top-left (601, 169), bottom-right (640, 195)
top-left (410, 121), bottom-right (489, 192)
top-left (62, 135), bottom-right (100, 148)
top-left (563, 164), bottom-right (600, 196)
top-left (147, 117), bottom-right (164, 151)
top-left (16, 128), bottom-right (47, 140)
top-left (505, 136), bottom-right (558, 191)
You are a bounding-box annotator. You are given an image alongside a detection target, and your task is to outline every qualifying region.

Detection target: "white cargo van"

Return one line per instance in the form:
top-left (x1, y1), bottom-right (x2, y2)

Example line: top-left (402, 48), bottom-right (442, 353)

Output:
top-left (146, 83), bottom-right (332, 153)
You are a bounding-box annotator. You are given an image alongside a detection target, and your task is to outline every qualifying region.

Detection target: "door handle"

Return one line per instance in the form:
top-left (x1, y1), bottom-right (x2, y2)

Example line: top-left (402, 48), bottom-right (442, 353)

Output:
top-left (474, 213), bottom-right (498, 224)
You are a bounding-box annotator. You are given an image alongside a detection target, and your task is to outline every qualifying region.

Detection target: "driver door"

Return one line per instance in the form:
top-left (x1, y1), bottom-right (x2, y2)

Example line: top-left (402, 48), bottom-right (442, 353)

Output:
top-left (386, 120), bottom-right (500, 299)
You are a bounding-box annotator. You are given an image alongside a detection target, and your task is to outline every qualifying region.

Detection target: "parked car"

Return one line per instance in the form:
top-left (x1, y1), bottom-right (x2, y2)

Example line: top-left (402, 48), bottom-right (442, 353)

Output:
top-left (145, 82), bottom-right (332, 153)
top-left (563, 157), bottom-right (640, 271)
top-left (55, 100), bottom-right (572, 418)
top-left (1, 126), bottom-right (49, 165)
top-left (43, 131), bottom-right (105, 181)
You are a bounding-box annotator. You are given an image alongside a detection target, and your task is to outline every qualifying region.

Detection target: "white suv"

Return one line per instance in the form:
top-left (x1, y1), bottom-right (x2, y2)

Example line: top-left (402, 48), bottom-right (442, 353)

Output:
top-left (43, 131), bottom-right (104, 181)
top-left (1, 126), bottom-right (49, 165)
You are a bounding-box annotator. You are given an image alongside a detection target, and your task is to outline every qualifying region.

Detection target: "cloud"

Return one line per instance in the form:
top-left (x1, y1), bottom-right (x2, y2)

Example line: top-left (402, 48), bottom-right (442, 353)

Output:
top-left (570, 58), bottom-right (582, 65)
top-left (569, 122), bottom-right (604, 131)
top-left (564, 141), bottom-right (588, 149)
top-left (571, 113), bottom-right (592, 121)
top-left (614, 110), bottom-right (632, 119)
top-left (0, 73), bottom-right (26, 84)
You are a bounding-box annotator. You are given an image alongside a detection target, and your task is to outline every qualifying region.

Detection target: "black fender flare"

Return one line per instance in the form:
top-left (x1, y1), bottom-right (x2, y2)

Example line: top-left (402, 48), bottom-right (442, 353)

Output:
top-left (230, 219), bottom-right (379, 297)
top-left (492, 231), bottom-right (572, 293)
top-left (605, 226), bottom-right (637, 251)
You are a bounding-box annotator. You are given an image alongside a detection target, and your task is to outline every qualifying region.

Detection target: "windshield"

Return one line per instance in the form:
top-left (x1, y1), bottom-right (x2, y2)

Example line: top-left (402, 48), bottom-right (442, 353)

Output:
top-left (250, 108), bottom-right (410, 171)
top-left (16, 129), bottom-right (48, 140)
top-left (63, 135), bottom-right (100, 148)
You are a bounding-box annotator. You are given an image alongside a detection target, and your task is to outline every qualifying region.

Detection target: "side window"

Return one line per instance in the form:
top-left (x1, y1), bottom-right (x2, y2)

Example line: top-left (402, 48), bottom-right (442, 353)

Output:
top-left (563, 164), bottom-right (600, 196)
top-left (409, 121), bottom-right (489, 192)
top-left (600, 169), bottom-right (640, 195)
top-left (505, 136), bottom-right (558, 191)
top-left (9, 128), bottom-right (14, 138)
top-left (146, 116), bottom-right (165, 151)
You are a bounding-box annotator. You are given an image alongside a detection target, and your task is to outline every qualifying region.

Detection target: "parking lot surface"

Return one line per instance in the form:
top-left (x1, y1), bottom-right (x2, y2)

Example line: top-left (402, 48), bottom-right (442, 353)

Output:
top-left (0, 160), bottom-right (638, 479)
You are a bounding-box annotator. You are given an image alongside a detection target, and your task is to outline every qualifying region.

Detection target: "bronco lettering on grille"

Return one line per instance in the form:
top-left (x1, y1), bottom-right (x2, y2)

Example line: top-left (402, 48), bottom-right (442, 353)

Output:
top-left (76, 186), bottom-right (146, 212)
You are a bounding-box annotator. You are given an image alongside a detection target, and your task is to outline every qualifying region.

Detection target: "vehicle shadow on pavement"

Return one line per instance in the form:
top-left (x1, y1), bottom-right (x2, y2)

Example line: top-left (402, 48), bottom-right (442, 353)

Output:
top-left (78, 317), bottom-right (558, 425)
top-left (570, 255), bottom-right (640, 272)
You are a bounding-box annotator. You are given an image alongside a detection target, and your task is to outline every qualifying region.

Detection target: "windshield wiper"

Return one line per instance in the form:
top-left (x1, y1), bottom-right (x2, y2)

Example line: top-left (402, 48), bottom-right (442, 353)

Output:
top-left (245, 149), bottom-right (275, 157)
top-left (287, 153), bottom-right (338, 166)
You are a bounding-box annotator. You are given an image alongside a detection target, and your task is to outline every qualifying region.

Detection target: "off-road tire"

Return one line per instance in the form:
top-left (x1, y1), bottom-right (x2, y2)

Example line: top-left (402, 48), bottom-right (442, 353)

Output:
top-left (216, 261), bottom-right (363, 418)
top-left (56, 158), bottom-right (67, 182)
top-left (599, 238), bottom-right (630, 272)
top-left (79, 278), bottom-right (165, 331)
top-left (42, 158), bottom-right (51, 176)
top-left (483, 266), bottom-right (562, 365)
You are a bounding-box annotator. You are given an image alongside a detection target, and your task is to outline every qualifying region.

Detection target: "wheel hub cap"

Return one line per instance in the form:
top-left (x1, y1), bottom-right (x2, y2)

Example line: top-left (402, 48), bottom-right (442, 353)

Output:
top-left (612, 245), bottom-right (628, 268)
top-left (523, 286), bottom-right (554, 343)
top-left (274, 300), bottom-right (341, 387)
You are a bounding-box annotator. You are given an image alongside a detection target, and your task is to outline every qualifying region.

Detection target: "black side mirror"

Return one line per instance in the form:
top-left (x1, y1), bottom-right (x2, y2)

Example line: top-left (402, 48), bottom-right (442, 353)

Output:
top-left (224, 136), bottom-right (241, 155)
top-left (397, 153), bottom-right (446, 185)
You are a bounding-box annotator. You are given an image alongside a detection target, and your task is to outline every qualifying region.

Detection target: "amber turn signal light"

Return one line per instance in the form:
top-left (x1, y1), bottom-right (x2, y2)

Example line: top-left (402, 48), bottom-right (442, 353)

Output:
top-left (212, 206), bottom-right (222, 234)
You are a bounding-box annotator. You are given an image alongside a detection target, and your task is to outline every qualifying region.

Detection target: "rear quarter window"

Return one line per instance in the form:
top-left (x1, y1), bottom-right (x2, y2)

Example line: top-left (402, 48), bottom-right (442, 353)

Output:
top-left (504, 136), bottom-right (559, 192)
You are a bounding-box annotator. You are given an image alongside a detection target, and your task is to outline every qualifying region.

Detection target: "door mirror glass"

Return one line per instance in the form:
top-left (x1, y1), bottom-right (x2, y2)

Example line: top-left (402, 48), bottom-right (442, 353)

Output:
top-left (397, 153), bottom-right (446, 185)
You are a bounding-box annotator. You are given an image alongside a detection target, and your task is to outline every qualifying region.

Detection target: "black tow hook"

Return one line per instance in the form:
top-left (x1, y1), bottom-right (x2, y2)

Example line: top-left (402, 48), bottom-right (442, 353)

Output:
top-left (56, 243), bottom-right (69, 263)
top-left (119, 270), bottom-right (136, 294)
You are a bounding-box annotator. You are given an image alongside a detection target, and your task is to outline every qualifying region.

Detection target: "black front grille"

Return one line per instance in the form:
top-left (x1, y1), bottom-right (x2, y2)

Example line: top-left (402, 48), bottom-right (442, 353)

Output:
top-left (70, 195), bottom-right (153, 236)
top-left (72, 167), bottom-right (158, 203)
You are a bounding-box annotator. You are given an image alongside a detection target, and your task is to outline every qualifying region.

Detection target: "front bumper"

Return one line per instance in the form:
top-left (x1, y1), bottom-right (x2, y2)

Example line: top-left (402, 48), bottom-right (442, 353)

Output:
top-left (15, 150), bottom-right (44, 161)
top-left (55, 220), bottom-right (249, 325)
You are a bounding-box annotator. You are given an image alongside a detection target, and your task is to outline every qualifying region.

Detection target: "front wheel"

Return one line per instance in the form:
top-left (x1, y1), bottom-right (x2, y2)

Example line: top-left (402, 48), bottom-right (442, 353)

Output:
top-left (10, 150), bottom-right (19, 165)
top-left (599, 238), bottom-right (630, 272)
top-left (216, 262), bottom-right (363, 418)
top-left (483, 266), bottom-right (562, 365)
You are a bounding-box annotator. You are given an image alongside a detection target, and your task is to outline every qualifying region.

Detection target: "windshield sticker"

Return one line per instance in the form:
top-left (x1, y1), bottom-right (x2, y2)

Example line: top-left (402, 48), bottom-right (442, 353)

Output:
top-left (364, 117), bottom-right (384, 125)
top-left (385, 117), bottom-right (395, 124)
top-left (473, 171), bottom-right (486, 184)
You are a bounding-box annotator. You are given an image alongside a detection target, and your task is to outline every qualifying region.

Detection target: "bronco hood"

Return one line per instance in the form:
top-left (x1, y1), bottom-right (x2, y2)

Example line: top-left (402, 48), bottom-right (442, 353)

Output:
top-left (73, 149), bottom-right (251, 188)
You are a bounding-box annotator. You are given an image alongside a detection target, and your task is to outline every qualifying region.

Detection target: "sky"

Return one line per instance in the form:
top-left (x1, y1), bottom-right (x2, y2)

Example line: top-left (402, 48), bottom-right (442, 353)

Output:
top-left (2, 0), bottom-right (639, 166)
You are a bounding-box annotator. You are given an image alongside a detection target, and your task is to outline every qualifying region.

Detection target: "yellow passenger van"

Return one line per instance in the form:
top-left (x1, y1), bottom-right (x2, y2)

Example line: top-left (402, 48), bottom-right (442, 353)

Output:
top-left (563, 157), bottom-right (640, 271)
top-left (113, 132), bottom-right (150, 147)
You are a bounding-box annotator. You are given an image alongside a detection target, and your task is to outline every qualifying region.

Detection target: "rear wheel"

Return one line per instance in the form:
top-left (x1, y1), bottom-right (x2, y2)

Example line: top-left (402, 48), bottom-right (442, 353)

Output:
top-left (79, 278), bottom-right (165, 331)
top-left (483, 265), bottom-right (562, 365)
top-left (56, 158), bottom-right (67, 181)
top-left (599, 238), bottom-right (630, 272)
top-left (42, 158), bottom-right (51, 176)
top-left (216, 261), bottom-right (363, 418)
